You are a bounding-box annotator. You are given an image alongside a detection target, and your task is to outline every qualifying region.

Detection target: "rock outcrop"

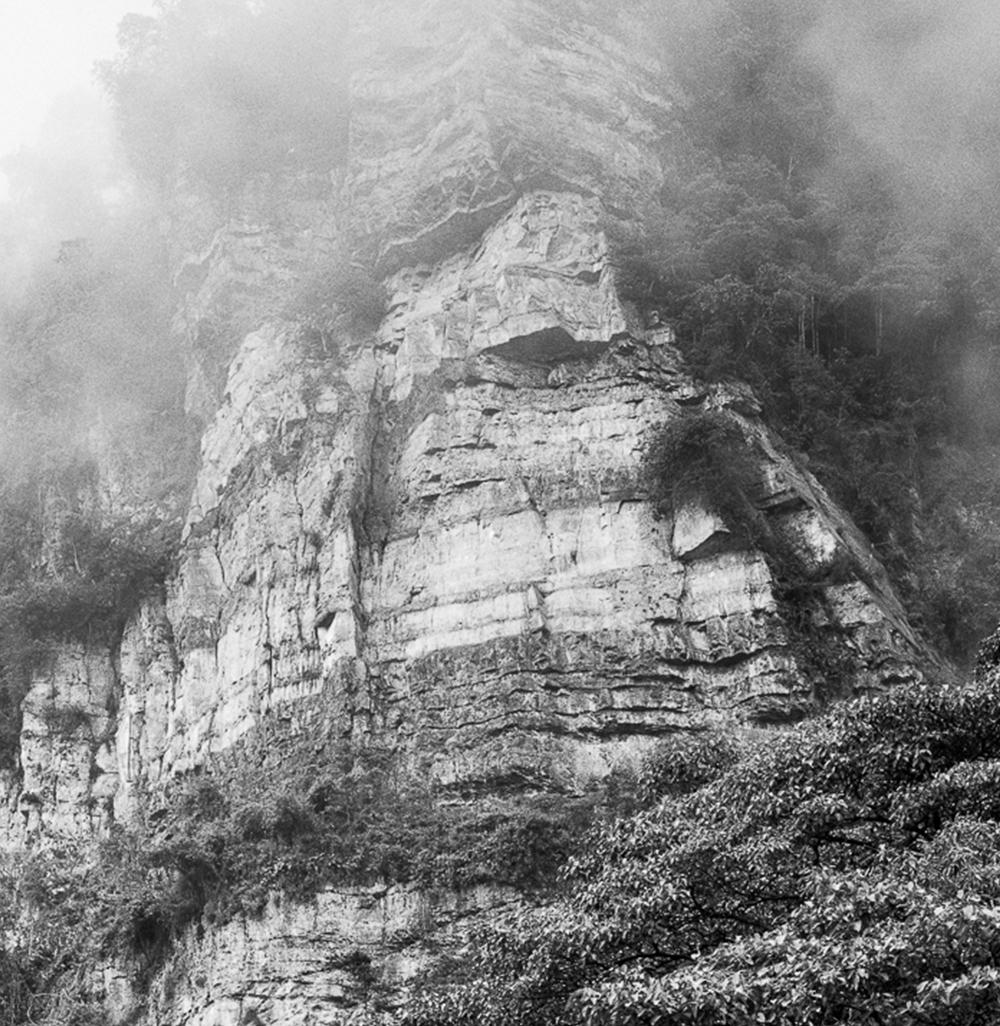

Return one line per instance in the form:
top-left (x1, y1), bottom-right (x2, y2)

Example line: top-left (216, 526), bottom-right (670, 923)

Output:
top-left (0, 180), bottom-right (927, 842)
top-left (105, 884), bottom-right (517, 1026)
top-left (2, 0), bottom-right (930, 838)
top-left (3, 187), bottom-right (903, 846)
top-left (0, 0), bottom-right (936, 1021)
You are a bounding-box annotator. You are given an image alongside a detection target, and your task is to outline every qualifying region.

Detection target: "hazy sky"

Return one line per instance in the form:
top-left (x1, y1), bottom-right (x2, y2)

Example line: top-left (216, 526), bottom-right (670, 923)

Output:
top-left (0, 0), bottom-right (154, 162)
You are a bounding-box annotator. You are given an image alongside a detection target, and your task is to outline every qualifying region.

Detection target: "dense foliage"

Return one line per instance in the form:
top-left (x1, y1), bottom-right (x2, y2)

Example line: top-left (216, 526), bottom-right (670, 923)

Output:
top-left (404, 661), bottom-right (1000, 1025)
top-left (0, 743), bottom-right (607, 1022)
top-left (644, 411), bottom-right (760, 527)
top-left (608, 0), bottom-right (1000, 662)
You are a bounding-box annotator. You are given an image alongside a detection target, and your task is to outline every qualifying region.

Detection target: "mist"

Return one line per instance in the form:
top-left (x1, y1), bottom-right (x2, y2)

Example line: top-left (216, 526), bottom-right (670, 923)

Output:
top-left (0, 88), bottom-right (131, 303)
top-left (808, 0), bottom-right (1000, 240)
top-left (7, 5), bottom-right (1000, 1017)
top-left (0, 85), bottom-right (179, 495)
top-left (1, 0), bottom-right (1000, 637)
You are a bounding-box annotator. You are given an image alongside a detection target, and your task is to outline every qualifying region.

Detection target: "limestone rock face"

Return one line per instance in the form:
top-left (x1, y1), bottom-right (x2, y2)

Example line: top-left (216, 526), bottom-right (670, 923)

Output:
top-left (107, 884), bottom-right (517, 1026)
top-left (345, 0), bottom-right (668, 270)
top-left (3, 187), bottom-right (929, 842)
top-left (0, 0), bottom-right (937, 1020)
top-left (2, 171), bottom-right (930, 849)
top-left (91, 188), bottom-right (923, 811)
top-left (0, 642), bottom-right (119, 843)
top-left (168, 0), bottom-right (669, 422)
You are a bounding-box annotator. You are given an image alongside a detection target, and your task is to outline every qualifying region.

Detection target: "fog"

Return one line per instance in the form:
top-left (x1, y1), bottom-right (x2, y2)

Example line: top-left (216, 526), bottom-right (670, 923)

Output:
top-left (6, 0), bottom-right (1000, 305)
top-left (0, 90), bottom-right (131, 302)
top-left (0, 0), bottom-right (155, 187)
top-left (3, 0), bottom-right (1000, 476)
top-left (808, 0), bottom-right (1000, 235)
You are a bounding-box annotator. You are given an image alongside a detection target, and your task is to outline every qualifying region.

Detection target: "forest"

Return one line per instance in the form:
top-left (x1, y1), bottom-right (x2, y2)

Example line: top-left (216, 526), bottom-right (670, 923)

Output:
top-left (3, 0), bottom-right (1000, 1022)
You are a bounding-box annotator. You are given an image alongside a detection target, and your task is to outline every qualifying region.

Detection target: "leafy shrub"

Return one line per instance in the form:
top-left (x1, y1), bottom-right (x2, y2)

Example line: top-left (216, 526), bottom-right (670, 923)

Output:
top-left (139, 748), bottom-right (601, 923)
top-left (4, 512), bottom-right (174, 646)
top-left (644, 410), bottom-right (762, 531)
top-left (403, 672), bottom-right (1000, 1025)
top-left (285, 254), bottom-right (387, 352)
top-left (638, 731), bottom-right (744, 801)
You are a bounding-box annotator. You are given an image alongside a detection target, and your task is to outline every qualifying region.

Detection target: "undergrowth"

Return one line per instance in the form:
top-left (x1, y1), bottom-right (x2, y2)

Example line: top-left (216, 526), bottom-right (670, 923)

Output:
top-left (0, 739), bottom-right (631, 1019)
top-left (0, 479), bottom-right (178, 770)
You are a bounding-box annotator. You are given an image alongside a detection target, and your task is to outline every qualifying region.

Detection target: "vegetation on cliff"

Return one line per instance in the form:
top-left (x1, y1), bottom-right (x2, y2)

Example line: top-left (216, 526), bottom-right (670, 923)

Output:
top-left (6, 0), bottom-right (1000, 1023)
top-left (11, 669), bottom-right (1000, 1023)
top-left (0, 741), bottom-right (606, 1023)
top-left (607, 0), bottom-right (1000, 664)
top-left (284, 248), bottom-right (389, 353)
top-left (405, 654), bottom-right (1000, 1025)
top-left (0, 493), bottom-right (177, 766)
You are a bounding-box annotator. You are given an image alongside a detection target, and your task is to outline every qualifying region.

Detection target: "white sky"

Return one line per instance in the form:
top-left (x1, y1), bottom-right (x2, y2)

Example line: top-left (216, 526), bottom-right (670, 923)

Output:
top-left (0, 0), bottom-right (155, 163)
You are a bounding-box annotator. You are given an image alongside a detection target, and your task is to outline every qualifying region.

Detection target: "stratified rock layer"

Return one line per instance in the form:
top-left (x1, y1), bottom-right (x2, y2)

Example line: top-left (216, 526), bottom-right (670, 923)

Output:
top-left (0, 189), bottom-right (927, 844)
top-left (97, 190), bottom-right (922, 814)
top-left (0, 1), bottom-right (935, 1021)
top-left (104, 884), bottom-right (519, 1026)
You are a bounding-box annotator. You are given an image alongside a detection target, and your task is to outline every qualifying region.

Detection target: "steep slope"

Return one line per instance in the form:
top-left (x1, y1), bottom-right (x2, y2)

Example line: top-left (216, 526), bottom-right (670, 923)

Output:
top-left (0, 1), bottom-right (936, 1023)
top-left (1, 186), bottom-right (928, 844)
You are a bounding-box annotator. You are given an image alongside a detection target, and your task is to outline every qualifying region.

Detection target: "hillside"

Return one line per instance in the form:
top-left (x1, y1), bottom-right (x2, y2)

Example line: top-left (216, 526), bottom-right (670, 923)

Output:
top-left (1, 1), bottom-right (999, 1023)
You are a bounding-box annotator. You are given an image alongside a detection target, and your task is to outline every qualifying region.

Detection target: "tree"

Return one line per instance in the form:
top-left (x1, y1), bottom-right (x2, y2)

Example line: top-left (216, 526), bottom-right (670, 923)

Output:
top-left (404, 664), bottom-right (1000, 1025)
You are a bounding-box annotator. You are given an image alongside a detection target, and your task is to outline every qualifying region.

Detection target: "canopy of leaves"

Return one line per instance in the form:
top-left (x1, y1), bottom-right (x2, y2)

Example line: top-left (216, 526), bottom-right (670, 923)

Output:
top-left (404, 660), bottom-right (1000, 1025)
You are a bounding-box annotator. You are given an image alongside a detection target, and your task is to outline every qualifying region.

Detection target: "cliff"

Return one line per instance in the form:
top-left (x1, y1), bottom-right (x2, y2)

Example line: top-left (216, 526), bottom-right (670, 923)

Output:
top-left (0, 2), bottom-right (934, 1023)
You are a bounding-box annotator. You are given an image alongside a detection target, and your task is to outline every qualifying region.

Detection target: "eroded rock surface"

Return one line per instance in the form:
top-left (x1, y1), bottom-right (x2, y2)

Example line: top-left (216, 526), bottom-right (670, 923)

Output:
top-left (103, 884), bottom-right (517, 1026)
top-left (0, 1), bottom-right (937, 1021)
top-left (91, 189), bottom-right (923, 811)
top-left (2, 187), bottom-right (928, 841)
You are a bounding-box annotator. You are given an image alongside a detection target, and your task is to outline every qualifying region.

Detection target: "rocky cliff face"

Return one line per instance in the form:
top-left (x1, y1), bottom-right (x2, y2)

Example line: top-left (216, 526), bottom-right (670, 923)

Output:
top-left (2, 187), bottom-right (926, 842)
top-left (104, 882), bottom-right (518, 1025)
top-left (0, 1), bottom-right (933, 1022)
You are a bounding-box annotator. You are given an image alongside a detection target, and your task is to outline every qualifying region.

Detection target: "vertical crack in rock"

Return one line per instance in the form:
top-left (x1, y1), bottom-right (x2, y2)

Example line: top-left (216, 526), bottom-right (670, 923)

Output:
top-left (0, 2), bottom-right (943, 1020)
